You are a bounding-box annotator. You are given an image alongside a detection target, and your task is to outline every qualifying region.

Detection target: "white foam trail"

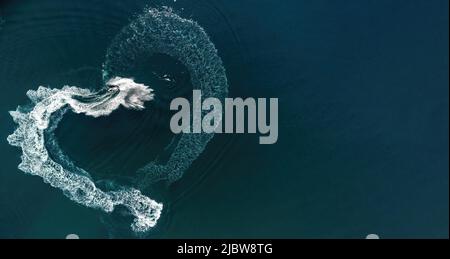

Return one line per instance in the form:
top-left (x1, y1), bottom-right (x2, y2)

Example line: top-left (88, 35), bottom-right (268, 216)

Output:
top-left (104, 8), bottom-right (229, 187)
top-left (7, 77), bottom-right (162, 233)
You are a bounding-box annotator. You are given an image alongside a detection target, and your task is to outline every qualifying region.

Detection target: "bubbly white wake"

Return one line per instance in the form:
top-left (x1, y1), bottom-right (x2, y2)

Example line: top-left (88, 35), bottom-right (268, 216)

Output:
top-left (104, 8), bottom-right (229, 187)
top-left (7, 77), bottom-right (162, 233)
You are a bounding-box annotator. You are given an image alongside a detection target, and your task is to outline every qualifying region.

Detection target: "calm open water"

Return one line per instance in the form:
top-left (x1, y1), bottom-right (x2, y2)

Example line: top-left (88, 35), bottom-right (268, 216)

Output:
top-left (0, 0), bottom-right (448, 238)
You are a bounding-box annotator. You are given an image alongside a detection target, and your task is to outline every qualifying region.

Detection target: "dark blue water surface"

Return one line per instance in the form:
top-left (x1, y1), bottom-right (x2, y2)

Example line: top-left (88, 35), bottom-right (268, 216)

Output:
top-left (0, 0), bottom-right (448, 238)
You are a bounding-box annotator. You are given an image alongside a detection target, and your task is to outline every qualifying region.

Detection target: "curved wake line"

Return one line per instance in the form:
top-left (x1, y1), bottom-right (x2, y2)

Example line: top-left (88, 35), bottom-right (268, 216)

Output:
top-left (7, 77), bottom-right (162, 233)
top-left (104, 7), bottom-right (229, 187)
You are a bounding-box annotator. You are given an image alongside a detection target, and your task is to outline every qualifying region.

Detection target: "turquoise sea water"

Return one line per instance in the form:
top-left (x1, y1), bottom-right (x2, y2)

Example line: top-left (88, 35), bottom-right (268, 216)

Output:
top-left (0, 0), bottom-right (448, 238)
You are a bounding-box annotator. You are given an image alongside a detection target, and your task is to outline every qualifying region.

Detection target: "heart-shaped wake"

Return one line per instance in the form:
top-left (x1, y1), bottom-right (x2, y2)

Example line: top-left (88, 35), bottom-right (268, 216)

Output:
top-left (7, 7), bottom-right (229, 234)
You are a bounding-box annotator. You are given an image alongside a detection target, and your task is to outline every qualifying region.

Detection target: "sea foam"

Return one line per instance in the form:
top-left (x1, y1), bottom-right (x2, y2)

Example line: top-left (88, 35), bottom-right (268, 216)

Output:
top-left (7, 77), bottom-right (162, 233)
top-left (104, 8), bottom-right (229, 187)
